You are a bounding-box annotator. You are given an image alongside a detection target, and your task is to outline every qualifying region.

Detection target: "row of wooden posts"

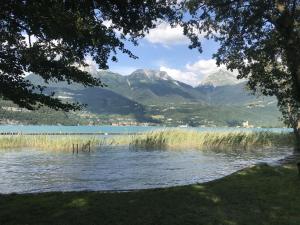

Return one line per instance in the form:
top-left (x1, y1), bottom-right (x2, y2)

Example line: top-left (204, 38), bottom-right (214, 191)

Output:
top-left (72, 141), bottom-right (91, 154)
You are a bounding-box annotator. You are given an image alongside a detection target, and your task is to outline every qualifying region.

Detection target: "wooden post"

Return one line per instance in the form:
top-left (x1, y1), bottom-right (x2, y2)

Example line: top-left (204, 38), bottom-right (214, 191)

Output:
top-left (88, 142), bottom-right (91, 152)
top-left (76, 144), bottom-right (78, 154)
top-left (72, 144), bottom-right (75, 154)
top-left (297, 162), bottom-right (300, 176)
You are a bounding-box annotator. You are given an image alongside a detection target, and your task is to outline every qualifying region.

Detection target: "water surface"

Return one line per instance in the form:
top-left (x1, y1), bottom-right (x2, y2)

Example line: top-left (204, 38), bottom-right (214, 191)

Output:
top-left (0, 146), bottom-right (292, 194)
top-left (0, 125), bottom-right (292, 134)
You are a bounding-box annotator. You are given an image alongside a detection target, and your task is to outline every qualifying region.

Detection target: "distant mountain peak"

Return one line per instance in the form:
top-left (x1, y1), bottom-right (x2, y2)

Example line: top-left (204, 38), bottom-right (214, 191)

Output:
top-left (130, 69), bottom-right (173, 81)
top-left (199, 69), bottom-right (242, 87)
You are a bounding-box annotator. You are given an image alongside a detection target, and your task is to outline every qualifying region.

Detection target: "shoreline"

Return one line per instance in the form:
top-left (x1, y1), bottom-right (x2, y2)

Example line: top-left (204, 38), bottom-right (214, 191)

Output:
top-left (1, 163), bottom-right (299, 225)
top-left (0, 162), bottom-right (293, 196)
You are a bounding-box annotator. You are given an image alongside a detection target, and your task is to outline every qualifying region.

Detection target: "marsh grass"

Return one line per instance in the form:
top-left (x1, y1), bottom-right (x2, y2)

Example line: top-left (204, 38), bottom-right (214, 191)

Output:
top-left (0, 129), bottom-right (295, 151)
top-left (126, 129), bottom-right (295, 151)
top-left (0, 135), bottom-right (104, 151)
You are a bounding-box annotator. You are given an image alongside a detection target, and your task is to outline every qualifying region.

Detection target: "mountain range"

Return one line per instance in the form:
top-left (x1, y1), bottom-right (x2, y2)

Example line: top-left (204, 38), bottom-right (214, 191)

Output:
top-left (0, 69), bottom-right (282, 127)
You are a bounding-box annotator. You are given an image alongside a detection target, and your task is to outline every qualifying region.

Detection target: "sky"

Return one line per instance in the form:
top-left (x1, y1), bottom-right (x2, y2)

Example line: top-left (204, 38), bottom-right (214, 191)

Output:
top-left (22, 20), bottom-right (230, 86)
top-left (90, 22), bottom-right (228, 86)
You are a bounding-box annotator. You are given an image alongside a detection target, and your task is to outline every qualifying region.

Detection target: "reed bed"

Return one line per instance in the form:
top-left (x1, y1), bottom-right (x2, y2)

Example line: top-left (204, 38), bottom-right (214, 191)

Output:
top-left (0, 135), bottom-right (105, 151)
top-left (0, 130), bottom-right (295, 151)
top-left (126, 129), bottom-right (295, 151)
top-left (0, 134), bottom-right (137, 151)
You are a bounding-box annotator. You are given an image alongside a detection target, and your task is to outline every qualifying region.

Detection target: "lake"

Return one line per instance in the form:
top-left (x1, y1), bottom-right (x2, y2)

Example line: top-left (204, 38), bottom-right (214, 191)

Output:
top-left (0, 125), bottom-right (292, 134)
top-left (0, 146), bottom-right (292, 194)
top-left (0, 125), bottom-right (293, 194)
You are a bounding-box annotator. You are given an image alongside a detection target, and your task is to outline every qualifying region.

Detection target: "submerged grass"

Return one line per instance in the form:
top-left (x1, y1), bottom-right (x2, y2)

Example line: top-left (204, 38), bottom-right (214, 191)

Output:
top-left (0, 129), bottom-right (295, 151)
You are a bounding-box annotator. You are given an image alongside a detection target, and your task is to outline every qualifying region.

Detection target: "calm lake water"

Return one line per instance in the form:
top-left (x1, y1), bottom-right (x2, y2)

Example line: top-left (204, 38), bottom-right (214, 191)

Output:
top-left (0, 125), bottom-right (293, 134)
top-left (0, 146), bottom-right (292, 194)
top-left (0, 125), bottom-right (293, 193)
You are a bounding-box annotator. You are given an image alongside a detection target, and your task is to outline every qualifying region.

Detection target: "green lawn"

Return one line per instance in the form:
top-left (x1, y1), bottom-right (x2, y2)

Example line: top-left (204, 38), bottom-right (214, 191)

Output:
top-left (0, 164), bottom-right (300, 225)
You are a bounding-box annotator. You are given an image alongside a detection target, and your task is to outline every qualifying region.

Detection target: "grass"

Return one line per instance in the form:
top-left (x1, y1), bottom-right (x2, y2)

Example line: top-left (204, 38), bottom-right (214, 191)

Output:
top-left (127, 129), bottom-right (295, 150)
top-left (0, 135), bottom-right (104, 151)
top-left (0, 130), bottom-right (295, 151)
top-left (0, 163), bottom-right (300, 225)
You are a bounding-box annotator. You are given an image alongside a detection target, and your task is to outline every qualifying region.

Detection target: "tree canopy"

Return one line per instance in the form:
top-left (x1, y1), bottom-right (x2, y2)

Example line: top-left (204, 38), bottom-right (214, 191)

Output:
top-left (0, 0), bottom-right (176, 110)
top-left (2, 0), bottom-right (300, 135)
top-left (180, 0), bottom-right (300, 132)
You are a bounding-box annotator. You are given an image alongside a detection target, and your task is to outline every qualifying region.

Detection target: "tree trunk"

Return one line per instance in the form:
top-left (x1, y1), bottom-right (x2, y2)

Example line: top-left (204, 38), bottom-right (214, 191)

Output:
top-left (293, 120), bottom-right (300, 152)
top-left (294, 63), bottom-right (300, 152)
top-left (297, 63), bottom-right (300, 104)
top-left (278, 10), bottom-right (300, 153)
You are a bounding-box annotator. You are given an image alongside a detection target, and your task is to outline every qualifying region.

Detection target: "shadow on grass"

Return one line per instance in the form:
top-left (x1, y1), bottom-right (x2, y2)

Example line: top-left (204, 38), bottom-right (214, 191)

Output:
top-left (0, 164), bottom-right (300, 225)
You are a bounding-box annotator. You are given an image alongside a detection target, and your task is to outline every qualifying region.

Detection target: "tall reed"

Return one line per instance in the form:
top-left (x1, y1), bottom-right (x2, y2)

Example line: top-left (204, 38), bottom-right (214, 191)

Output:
top-left (0, 135), bottom-right (103, 151)
top-left (127, 129), bottom-right (295, 150)
top-left (0, 130), bottom-right (295, 151)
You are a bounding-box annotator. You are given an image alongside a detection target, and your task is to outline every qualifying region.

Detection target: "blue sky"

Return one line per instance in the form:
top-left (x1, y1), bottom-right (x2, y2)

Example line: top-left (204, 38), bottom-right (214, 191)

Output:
top-left (24, 20), bottom-right (227, 86)
top-left (109, 38), bottom-right (219, 73)
top-left (97, 22), bottom-right (227, 86)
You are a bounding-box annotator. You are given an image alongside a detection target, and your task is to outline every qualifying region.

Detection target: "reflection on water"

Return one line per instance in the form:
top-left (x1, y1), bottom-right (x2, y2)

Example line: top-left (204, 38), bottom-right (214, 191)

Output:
top-left (0, 147), bottom-right (292, 193)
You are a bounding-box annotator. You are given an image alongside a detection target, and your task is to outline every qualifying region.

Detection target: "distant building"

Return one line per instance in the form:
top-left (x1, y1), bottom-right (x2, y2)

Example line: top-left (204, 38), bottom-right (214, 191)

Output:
top-left (242, 121), bottom-right (254, 128)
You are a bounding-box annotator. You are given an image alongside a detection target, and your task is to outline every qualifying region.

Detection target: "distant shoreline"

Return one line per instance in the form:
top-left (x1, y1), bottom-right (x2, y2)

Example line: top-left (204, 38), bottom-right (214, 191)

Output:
top-left (0, 132), bottom-right (137, 135)
top-left (0, 124), bottom-right (292, 136)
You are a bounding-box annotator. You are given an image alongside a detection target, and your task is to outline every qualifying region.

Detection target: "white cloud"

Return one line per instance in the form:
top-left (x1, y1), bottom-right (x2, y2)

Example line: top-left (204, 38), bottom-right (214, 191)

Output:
top-left (145, 20), bottom-right (207, 47)
top-left (160, 59), bottom-right (236, 86)
top-left (159, 66), bottom-right (200, 86)
top-left (85, 57), bottom-right (100, 74)
top-left (110, 66), bottom-right (138, 75)
top-left (77, 56), bottom-right (100, 75)
top-left (104, 19), bottom-right (188, 47)
top-left (145, 22), bottom-right (189, 46)
top-left (186, 59), bottom-right (227, 75)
